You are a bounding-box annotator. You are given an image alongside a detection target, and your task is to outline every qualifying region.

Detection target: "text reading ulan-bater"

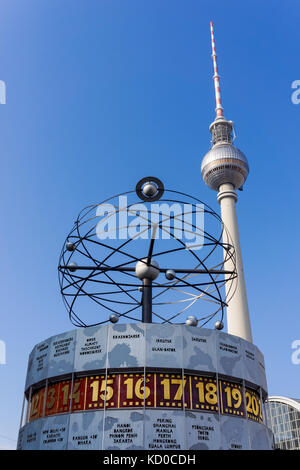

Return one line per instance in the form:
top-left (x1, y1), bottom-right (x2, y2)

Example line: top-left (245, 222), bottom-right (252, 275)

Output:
top-left (102, 454), bottom-right (196, 466)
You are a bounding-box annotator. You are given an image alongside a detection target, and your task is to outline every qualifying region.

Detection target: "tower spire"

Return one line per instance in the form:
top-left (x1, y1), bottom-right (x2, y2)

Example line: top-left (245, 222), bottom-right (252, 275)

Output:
top-left (208, 22), bottom-right (233, 145)
top-left (210, 21), bottom-right (223, 119)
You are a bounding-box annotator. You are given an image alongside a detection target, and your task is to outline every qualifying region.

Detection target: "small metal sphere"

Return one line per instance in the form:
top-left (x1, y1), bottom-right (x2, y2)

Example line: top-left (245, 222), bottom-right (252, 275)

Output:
top-left (136, 177), bottom-right (164, 202)
top-left (66, 242), bottom-right (76, 252)
top-left (215, 320), bottom-right (224, 330)
top-left (109, 314), bottom-right (119, 323)
top-left (142, 182), bottom-right (157, 198)
top-left (68, 262), bottom-right (78, 272)
top-left (165, 269), bottom-right (176, 280)
top-left (135, 258), bottom-right (159, 280)
top-left (185, 315), bottom-right (198, 327)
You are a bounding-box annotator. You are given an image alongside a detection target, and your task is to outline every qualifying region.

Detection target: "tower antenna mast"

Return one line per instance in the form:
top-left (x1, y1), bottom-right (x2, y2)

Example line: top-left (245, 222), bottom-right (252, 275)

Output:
top-left (210, 21), bottom-right (224, 119)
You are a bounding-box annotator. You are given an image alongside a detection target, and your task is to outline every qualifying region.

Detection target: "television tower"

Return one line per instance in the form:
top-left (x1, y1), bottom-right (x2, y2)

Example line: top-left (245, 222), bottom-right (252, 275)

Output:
top-left (201, 22), bottom-right (253, 343)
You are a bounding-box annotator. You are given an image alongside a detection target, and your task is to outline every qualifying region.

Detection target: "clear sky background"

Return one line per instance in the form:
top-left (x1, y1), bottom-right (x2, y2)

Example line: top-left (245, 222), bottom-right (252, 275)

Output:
top-left (0, 0), bottom-right (299, 449)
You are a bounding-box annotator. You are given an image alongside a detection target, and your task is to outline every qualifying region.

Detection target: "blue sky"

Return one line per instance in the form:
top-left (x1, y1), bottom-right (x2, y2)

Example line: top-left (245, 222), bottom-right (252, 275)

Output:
top-left (0, 0), bottom-right (300, 449)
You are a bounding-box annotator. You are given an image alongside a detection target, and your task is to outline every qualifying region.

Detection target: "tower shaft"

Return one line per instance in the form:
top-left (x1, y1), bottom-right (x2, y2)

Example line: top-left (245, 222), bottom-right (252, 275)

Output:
top-left (218, 183), bottom-right (252, 342)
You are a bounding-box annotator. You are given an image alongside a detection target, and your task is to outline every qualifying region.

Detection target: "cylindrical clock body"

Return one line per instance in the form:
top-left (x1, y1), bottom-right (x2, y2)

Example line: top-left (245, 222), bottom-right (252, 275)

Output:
top-left (18, 323), bottom-right (273, 450)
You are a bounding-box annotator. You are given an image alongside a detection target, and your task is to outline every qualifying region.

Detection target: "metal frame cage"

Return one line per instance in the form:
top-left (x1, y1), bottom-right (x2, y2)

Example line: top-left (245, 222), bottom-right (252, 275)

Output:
top-left (58, 178), bottom-right (237, 328)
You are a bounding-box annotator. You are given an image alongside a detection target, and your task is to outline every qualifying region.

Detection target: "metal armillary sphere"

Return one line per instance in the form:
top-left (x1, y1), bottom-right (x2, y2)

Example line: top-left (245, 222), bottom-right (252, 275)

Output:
top-left (58, 177), bottom-right (237, 329)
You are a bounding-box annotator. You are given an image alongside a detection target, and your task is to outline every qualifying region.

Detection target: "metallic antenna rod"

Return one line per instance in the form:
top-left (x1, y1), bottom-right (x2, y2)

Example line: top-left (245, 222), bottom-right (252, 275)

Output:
top-left (210, 21), bottom-right (224, 119)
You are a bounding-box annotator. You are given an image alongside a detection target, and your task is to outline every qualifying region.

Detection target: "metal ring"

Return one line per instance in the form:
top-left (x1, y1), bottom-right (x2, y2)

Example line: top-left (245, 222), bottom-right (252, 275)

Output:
top-left (135, 176), bottom-right (164, 201)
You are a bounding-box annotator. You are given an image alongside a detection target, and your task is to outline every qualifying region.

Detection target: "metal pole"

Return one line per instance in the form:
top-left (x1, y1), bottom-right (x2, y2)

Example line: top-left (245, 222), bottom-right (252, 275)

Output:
top-left (19, 394), bottom-right (26, 429)
top-left (60, 265), bottom-right (233, 275)
top-left (142, 278), bottom-right (152, 323)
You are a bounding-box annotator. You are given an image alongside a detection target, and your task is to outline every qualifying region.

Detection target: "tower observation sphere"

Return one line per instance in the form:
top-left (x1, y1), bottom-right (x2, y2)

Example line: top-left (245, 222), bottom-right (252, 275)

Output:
top-left (201, 127), bottom-right (249, 191)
